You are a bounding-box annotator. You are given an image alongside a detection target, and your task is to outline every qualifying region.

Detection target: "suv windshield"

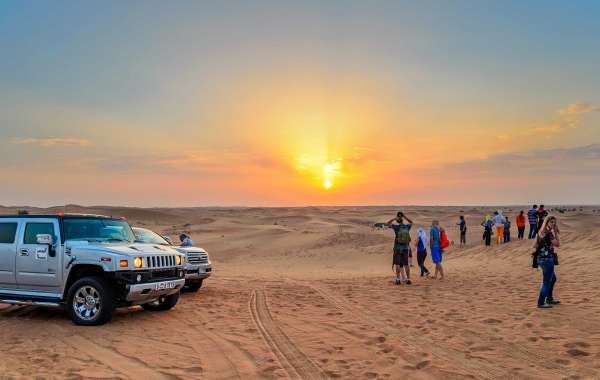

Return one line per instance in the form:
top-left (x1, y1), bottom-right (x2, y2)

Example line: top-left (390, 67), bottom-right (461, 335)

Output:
top-left (63, 218), bottom-right (136, 243)
top-left (133, 228), bottom-right (170, 246)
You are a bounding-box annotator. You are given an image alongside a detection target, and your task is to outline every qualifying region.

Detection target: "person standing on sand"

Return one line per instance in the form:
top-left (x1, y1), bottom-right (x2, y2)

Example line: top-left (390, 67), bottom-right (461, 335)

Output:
top-left (533, 215), bottom-right (560, 309)
top-left (416, 228), bottom-right (430, 277)
top-left (430, 220), bottom-right (444, 280)
top-left (528, 204), bottom-right (538, 239)
top-left (482, 215), bottom-right (493, 246)
top-left (516, 211), bottom-right (526, 240)
top-left (457, 215), bottom-right (467, 247)
top-left (503, 217), bottom-right (511, 243)
top-left (493, 211), bottom-right (506, 245)
top-left (386, 212), bottom-right (413, 285)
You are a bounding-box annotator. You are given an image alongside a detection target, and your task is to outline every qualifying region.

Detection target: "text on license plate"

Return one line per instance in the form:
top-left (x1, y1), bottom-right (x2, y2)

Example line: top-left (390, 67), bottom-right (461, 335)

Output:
top-left (154, 281), bottom-right (176, 291)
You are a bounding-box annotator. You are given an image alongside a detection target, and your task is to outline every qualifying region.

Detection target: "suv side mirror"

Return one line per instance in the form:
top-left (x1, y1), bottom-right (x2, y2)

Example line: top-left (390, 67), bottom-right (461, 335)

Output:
top-left (36, 234), bottom-right (56, 257)
top-left (36, 234), bottom-right (54, 245)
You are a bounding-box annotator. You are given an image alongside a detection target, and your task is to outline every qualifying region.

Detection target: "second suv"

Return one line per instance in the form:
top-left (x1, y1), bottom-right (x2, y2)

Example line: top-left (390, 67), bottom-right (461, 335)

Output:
top-left (133, 227), bottom-right (212, 292)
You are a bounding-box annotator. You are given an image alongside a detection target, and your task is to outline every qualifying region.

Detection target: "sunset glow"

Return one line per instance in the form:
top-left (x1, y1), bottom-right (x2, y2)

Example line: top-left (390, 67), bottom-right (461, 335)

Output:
top-left (1, 2), bottom-right (599, 206)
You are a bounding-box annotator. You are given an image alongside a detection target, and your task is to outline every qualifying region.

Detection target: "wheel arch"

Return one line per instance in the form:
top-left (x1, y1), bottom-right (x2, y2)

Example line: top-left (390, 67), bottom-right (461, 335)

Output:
top-left (63, 264), bottom-right (108, 299)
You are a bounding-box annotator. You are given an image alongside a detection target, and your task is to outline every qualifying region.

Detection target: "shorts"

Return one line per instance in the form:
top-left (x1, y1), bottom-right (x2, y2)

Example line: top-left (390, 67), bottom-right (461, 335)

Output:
top-left (431, 245), bottom-right (443, 264)
top-left (393, 245), bottom-right (409, 267)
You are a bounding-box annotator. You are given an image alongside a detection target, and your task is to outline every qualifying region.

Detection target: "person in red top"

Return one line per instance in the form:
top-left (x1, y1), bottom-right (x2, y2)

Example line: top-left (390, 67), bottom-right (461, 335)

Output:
top-left (516, 210), bottom-right (526, 240)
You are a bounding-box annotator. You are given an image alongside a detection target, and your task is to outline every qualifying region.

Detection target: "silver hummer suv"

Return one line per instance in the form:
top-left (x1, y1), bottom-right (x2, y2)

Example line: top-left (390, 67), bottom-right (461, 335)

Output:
top-left (0, 214), bottom-right (186, 325)
top-left (133, 227), bottom-right (212, 292)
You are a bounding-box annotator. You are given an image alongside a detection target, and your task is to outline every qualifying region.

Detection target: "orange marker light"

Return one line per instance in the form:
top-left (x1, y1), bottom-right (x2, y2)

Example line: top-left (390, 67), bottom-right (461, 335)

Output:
top-left (119, 260), bottom-right (128, 267)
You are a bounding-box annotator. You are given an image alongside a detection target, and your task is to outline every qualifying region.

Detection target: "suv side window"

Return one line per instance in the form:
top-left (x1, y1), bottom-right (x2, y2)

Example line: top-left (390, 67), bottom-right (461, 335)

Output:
top-left (23, 223), bottom-right (55, 244)
top-left (0, 223), bottom-right (18, 244)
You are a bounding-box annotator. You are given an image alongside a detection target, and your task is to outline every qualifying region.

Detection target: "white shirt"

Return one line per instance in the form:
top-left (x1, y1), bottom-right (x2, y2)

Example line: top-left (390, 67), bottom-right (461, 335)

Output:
top-left (493, 214), bottom-right (506, 227)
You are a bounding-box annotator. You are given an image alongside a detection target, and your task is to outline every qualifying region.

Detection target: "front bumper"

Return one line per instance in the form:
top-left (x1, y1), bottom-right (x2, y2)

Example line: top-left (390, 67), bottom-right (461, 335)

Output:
top-left (114, 268), bottom-right (186, 304)
top-left (125, 278), bottom-right (185, 303)
top-left (185, 263), bottom-right (212, 280)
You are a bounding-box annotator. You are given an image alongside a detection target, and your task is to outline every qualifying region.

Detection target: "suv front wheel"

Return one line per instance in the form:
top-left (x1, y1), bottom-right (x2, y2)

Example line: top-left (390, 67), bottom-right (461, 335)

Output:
top-left (67, 276), bottom-right (115, 326)
top-left (141, 291), bottom-right (180, 311)
top-left (185, 279), bottom-right (203, 292)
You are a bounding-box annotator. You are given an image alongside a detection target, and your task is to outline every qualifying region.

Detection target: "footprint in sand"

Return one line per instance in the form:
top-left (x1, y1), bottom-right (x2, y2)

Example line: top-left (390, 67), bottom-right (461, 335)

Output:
top-left (184, 366), bottom-right (203, 373)
top-left (564, 341), bottom-right (591, 349)
top-left (325, 370), bottom-right (342, 378)
top-left (416, 360), bottom-right (430, 369)
top-left (566, 349), bottom-right (590, 357)
top-left (482, 318), bottom-right (502, 324)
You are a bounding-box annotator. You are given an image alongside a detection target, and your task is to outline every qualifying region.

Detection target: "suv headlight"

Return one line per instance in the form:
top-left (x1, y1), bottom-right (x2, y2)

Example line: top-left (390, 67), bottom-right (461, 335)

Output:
top-left (176, 255), bottom-right (182, 265)
top-left (133, 257), bottom-right (143, 268)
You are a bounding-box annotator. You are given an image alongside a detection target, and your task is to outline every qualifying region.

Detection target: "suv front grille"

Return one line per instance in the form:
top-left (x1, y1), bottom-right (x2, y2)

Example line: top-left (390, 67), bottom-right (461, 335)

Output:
top-left (149, 268), bottom-right (177, 280)
top-left (187, 253), bottom-right (208, 264)
top-left (145, 255), bottom-right (177, 268)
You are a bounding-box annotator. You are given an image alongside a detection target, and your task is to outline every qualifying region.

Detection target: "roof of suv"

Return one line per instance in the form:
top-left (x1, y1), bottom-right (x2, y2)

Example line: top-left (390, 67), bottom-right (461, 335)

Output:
top-left (0, 213), bottom-right (124, 220)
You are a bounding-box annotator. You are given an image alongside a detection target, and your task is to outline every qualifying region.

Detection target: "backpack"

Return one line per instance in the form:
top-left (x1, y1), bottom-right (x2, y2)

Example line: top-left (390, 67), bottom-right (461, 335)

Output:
top-left (440, 228), bottom-right (450, 249)
top-left (394, 225), bottom-right (411, 245)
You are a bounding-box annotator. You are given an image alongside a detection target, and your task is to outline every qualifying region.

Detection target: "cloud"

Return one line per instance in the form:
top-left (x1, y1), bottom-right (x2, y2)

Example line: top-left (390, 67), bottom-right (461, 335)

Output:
top-left (441, 144), bottom-right (600, 179)
top-left (497, 101), bottom-right (599, 143)
top-left (557, 102), bottom-right (599, 128)
top-left (558, 102), bottom-right (599, 116)
top-left (11, 137), bottom-right (91, 147)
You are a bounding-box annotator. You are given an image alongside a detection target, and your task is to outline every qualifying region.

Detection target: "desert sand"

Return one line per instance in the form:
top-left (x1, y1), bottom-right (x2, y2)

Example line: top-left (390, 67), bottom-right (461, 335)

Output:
top-left (1, 205), bottom-right (599, 379)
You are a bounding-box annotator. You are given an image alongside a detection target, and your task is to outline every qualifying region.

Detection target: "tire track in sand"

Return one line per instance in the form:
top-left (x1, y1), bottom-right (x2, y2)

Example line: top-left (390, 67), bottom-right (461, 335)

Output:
top-left (51, 323), bottom-right (173, 380)
top-left (249, 289), bottom-right (329, 380)
top-left (153, 307), bottom-right (259, 379)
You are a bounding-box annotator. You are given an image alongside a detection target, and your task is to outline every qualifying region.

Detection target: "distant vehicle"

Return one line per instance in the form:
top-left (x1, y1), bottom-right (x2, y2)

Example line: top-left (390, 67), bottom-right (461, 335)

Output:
top-left (0, 214), bottom-right (186, 325)
top-left (132, 227), bottom-right (212, 292)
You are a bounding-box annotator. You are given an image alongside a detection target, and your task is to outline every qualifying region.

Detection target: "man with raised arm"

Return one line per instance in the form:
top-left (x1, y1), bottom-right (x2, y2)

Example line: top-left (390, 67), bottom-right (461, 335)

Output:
top-left (386, 212), bottom-right (414, 285)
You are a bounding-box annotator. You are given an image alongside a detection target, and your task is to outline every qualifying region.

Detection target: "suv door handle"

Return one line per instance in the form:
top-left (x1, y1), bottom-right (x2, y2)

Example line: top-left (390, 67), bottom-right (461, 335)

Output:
top-left (20, 249), bottom-right (29, 256)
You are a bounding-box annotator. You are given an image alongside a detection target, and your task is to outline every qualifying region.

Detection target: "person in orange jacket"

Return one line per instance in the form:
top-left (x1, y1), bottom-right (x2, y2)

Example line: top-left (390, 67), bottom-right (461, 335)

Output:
top-left (516, 210), bottom-right (526, 240)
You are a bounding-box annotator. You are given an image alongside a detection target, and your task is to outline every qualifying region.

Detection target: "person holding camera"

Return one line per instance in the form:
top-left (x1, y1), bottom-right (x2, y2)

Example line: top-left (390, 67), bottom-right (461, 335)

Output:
top-left (533, 215), bottom-right (560, 309)
top-left (386, 212), bottom-right (413, 285)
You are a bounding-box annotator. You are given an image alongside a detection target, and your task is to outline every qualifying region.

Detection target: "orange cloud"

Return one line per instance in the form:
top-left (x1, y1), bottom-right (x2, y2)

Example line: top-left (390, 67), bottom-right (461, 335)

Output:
top-left (11, 137), bottom-right (91, 147)
top-left (558, 102), bottom-right (599, 128)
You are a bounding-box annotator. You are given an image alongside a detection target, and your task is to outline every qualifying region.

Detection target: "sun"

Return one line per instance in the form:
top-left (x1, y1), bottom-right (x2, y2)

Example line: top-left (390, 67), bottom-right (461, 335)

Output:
top-left (323, 180), bottom-right (333, 189)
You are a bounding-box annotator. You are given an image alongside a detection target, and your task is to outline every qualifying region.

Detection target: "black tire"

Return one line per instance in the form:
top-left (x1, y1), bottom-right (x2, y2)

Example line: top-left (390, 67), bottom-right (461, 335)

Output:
top-left (67, 276), bottom-right (115, 326)
top-left (185, 279), bottom-right (203, 292)
top-left (141, 291), bottom-right (180, 311)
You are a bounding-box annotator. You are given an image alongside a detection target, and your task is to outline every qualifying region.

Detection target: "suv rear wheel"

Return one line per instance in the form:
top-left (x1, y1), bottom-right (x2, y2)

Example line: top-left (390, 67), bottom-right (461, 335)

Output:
top-left (67, 276), bottom-right (115, 326)
top-left (141, 291), bottom-right (180, 311)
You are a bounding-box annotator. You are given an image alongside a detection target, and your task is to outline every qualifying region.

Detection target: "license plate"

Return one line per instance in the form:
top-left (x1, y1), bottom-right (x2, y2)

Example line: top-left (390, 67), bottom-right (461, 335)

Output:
top-left (154, 281), bottom-right (176, 291)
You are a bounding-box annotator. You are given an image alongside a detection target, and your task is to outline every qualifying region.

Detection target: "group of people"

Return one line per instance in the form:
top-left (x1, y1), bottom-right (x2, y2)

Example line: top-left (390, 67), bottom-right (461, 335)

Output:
top-left (478, 205), bottom-right (549, 247)
top-left (386, 212), bottom-right (446, 285)
top-left (384, 207), bottom-right (561, 309)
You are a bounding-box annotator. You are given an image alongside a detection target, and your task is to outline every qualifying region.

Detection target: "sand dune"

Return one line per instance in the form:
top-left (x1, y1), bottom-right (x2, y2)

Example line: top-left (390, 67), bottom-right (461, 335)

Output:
top-left (0, 205), bottom-right (599, 379)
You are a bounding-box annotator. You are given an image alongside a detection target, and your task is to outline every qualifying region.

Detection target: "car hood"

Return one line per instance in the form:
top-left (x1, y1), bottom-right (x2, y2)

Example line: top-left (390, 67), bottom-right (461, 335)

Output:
top-left (174, 246), bottom-right (207, 254)
top-left (66, 241), bottom-right (180, 255)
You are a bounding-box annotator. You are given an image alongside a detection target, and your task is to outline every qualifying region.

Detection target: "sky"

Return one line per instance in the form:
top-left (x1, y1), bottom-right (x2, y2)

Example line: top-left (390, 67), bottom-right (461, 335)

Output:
top-left (1, 1), bottom-right (599, 207)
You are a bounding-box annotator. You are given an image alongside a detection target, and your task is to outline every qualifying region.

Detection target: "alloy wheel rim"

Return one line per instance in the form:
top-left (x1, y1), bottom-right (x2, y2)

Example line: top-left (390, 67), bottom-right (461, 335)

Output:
top-left (73, 285), bottom-right (101, 321)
